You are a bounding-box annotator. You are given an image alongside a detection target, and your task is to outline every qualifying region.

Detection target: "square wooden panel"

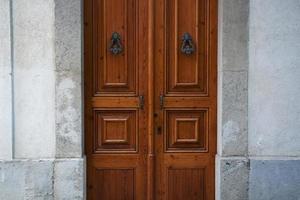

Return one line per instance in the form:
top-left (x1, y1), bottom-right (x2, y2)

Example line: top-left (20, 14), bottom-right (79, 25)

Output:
top-left (165, 109), bottom-right (208, 152)
top-left (94, 110), bottom-right (138, 153)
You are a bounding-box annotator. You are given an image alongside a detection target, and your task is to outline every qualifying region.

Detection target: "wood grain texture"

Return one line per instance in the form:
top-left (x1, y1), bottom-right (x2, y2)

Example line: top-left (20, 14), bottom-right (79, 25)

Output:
top-left (166, 109), bottom-right (208, 152)
top-left (166, 0), bottom-right (208, 96)
top-left (95, 169), bottom-right (135, 200)
top-left (154, 0), bottom-right (217, 199)
top-left (94, 110), bottom-right (138, 153)
top-left (85, 0), bottom-right (149, 199)
top-left (168, 168), bottom-right (205, 200)
top-left (85, 0), bottom-right (217, 199)
top-left (94, 0), bottom-right (138, 95)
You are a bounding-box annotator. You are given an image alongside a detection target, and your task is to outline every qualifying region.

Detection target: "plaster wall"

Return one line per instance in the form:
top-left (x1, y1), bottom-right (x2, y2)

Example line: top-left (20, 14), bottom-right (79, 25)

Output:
top-left (13, 0), bottom-right (56, 158)
top-left (248, 0), bottom-right (300, 199)
top-left (249, 0), bottom-right (300, 157)
top-left (0, 0), bottom-right (12, 160)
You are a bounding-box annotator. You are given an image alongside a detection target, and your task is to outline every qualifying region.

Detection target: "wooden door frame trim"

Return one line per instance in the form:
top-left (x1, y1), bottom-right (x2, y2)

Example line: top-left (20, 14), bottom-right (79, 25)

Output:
top-left (147, 0), bottom-right (155, 199)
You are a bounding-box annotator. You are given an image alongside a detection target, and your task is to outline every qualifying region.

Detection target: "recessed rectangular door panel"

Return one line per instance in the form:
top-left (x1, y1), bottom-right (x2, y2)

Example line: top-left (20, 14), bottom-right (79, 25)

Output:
top-left (94, 109), bottom-right (138, 153)
top-left (166, 0), bottom-right (208, 96)
top-left (93, 0), bottom-right (138, 95)
top-left (167, 168), bottom-right (205, 200)
top-left (94, 168), bottom-right (135, 199)
top-left (165, 109), bottom-right (208, 152)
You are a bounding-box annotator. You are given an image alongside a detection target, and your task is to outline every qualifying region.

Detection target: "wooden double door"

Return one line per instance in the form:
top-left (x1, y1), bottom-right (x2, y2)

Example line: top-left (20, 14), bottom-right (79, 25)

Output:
top-left (84, 0), bottom-right (217, 199)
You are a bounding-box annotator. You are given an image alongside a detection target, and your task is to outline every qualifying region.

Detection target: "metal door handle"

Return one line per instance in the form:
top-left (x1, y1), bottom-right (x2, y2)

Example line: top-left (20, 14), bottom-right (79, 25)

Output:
top-left (181, 32), bottom-right (195, 55)
top-left (160, 93), bottom-right (164, 110)
top-left (139, 95), bottom-right (145, 110)
top-left (109, 32), bottom-right (123, 55)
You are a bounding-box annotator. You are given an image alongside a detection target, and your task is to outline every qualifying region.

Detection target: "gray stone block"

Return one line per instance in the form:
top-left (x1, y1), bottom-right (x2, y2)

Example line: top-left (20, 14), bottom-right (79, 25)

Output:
top-left (54, 159), bottom-right (85, 200)
top-left (220, 71), bottom-right (248, 156)
top-left (217, 157), bottom-right (249, 200)
top-left (249, 159), bottom-right (300, 200)
top-left (219, 0), bottom-right (249, 72)
top-left (54, 0), bottom-right (82, 158)
top-left (0, 160), bottom-right (54, 200)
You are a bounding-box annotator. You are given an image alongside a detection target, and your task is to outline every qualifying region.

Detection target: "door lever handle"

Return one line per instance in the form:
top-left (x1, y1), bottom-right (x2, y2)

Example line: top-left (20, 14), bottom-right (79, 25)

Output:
top-left (139, 95), bottom-right (145, 110)
top-left (160, 93), bottom-right (164, 110)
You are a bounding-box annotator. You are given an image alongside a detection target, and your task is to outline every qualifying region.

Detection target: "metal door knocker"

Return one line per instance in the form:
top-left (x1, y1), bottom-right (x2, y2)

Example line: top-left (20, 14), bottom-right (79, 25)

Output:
top-left (109, 32), bottom-right (123, 55)
top-left (181, 32), bottom-right (195, 55)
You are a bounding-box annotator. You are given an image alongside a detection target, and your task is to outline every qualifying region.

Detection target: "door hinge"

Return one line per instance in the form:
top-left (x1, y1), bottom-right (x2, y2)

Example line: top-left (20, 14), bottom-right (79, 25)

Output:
top-left (139, 95), bottom-right (145, 110)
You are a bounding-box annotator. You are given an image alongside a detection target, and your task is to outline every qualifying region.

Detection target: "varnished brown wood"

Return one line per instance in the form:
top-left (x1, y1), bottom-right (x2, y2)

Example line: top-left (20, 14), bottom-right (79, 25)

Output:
top-left (94, 0), bottom-right (138, 95)
top-left (85, 0), bottom-right (149, 199)
top-left (154, 0), bottom-right (217, 199)
top-left (166, 0), bottom-right (208, 96)
top-left (85, 0), bottom-right (217, 199)
top-left (147, 0), bottom-right (155, 199)
top-left (95, 169), bottom-right (135, 199)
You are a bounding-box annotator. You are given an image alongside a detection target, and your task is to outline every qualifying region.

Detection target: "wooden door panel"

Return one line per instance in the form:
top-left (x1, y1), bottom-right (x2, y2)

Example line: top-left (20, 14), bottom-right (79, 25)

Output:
top-left (93, 0), bottom-right (138, 95)
top-left (167, 168), bottom-right (205, 200)
top-left (94, 168), bottom-right (135, 199)
top-left (94, 109), bottom-right (138, 153)
top-left (166, 0), bottom-right (208, 96)
top-left (85, 0), bottom-right (149, 199)
top-left (165, 109), bottom-right (208, 152)
top-left (163, 155), bottom-right (214, 200)
top-left (155, 0), bottom-right (217, 199)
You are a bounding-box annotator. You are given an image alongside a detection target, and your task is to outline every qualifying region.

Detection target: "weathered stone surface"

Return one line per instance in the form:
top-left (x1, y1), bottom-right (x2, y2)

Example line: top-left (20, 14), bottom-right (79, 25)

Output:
top-left (0, 160), bottom-right (54, 200)
top-left (54, 159), bottom-right (84, 199)
top-left (219, 71), bottom-right (248, 156)
top-left (55, 0), bottom-right (82, 158)
top-left (249, 0), bottom-right (300, 156)
top-left (219, 0), bottom-right (249, 72)
top-left (249, 159), bottom-right (300, 200)
top-left (218, 0), bottom-right (249, 157)
top-left (217, 157), bottom-right (249, 200)
top-left (13, 0), bottom-right (56, 158)
top-left (0, 0), bottom-right (12, 160)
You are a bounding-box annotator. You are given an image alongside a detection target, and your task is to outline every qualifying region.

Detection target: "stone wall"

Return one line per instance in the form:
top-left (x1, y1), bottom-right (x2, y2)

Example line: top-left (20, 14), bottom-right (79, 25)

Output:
top-left (217, 0), bottom-right (249, 199)
top-left (0, 0), bottom-right (84, 199)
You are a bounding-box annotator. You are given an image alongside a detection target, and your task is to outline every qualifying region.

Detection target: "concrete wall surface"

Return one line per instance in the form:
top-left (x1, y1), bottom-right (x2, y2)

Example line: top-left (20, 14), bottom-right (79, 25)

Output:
top-left (0, 0), bottom-right (13, 160)
top-left (247, 1), bottom-right (300, 199)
